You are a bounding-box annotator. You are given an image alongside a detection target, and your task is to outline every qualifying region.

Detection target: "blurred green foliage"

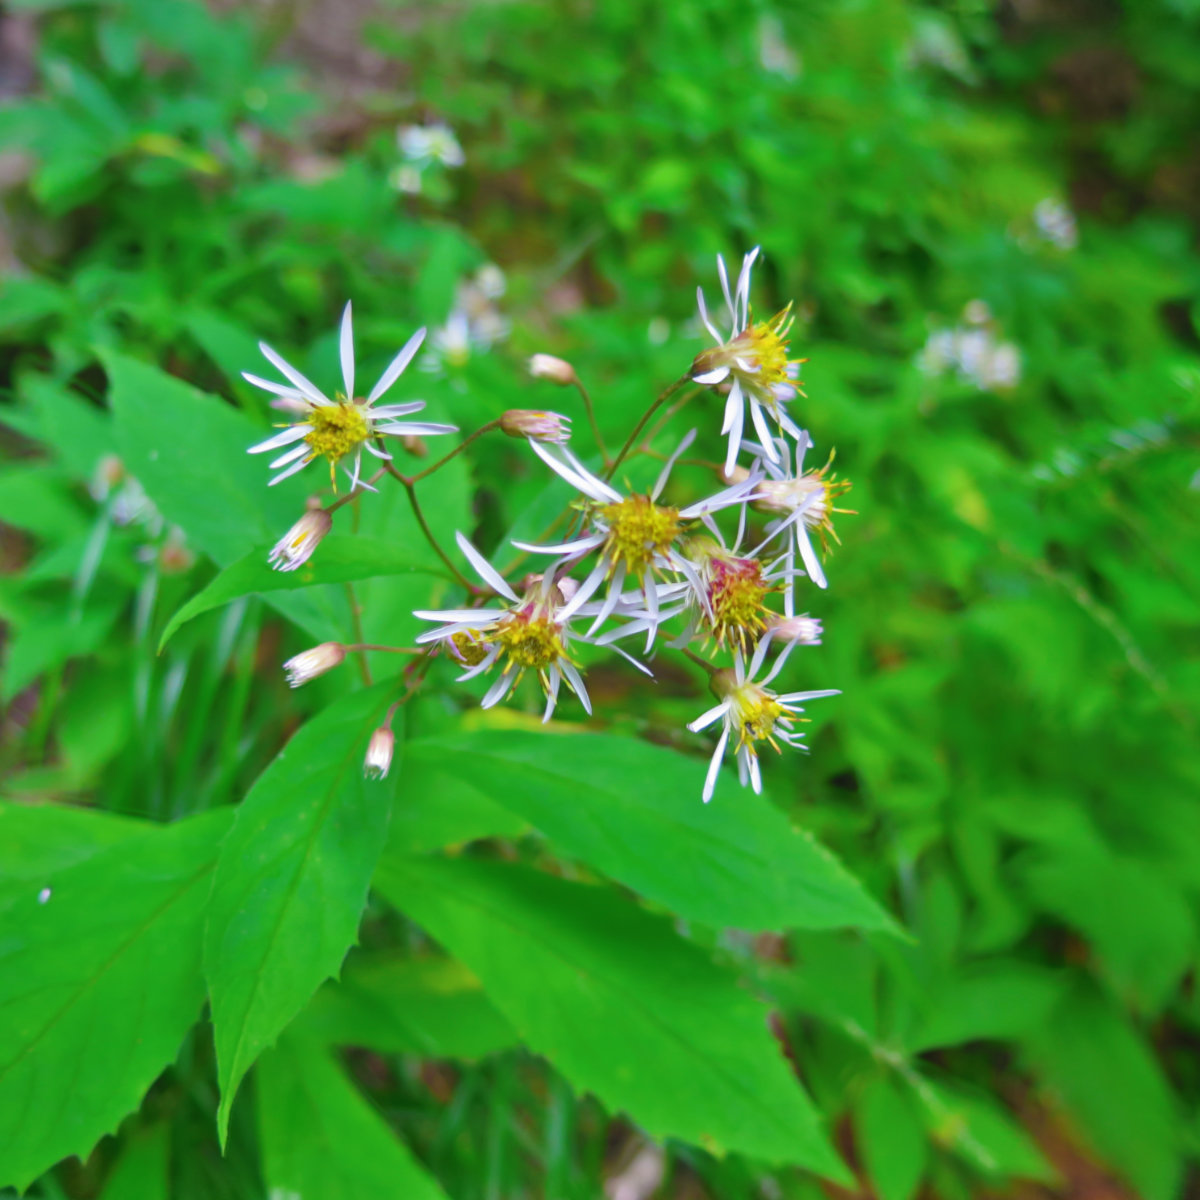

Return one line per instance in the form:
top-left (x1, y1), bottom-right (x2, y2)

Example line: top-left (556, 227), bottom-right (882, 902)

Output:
top-left (1, 0), bottom-right (1199, 1197)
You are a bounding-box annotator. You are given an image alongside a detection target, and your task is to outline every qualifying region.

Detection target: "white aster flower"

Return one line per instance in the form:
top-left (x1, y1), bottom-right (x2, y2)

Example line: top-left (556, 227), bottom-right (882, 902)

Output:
top-left (283, 642), bottom-right (346, 688)
top-left (245, 302), bottom-right (458, 492)
top-left (750, 433), bottom-right (854, 594)
top-left (690, 247), bottom-right (806, 476)
top-left (513, 431), bottom-right (760, 633)
top-left (398, 122), bottom-right (465, 168)
top-left (414, 533), bottom-right (596, 722)
top-left (1033, 197), bottom-right (1077, 251)
top-left (687, 635), bottom-right (839, 803)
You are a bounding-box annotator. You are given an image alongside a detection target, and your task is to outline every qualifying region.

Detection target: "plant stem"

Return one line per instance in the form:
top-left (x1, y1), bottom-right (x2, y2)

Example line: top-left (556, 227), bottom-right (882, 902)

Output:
top-left (326, 467), bottom-right (388, 514)
top-left (572, 378), bottom-right (612, 468)
top-left (344, 582), bottom-right (372, 685)
top-left (604, 375), bottom-right (690, 481)
top-left (408, 421), bottom-right (500, 484)
top-left (386, 464), bottom-right (475, 590)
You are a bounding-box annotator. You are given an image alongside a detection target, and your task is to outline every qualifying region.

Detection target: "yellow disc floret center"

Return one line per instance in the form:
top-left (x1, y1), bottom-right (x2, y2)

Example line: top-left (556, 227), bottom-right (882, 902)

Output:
top-left (709, 559), bottom-right (771, 652)
top-left (730, 683), bottom-right (787, 753)
top-left (304, 402), bottom-right (369, 462)
top-left (494, 613), bottom-right (564, 671)
top-left (599, 495), bottom-right (682, 577)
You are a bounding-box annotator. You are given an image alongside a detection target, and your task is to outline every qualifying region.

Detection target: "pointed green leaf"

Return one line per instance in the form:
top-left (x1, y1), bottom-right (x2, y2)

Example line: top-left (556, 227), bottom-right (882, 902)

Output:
top-left (0, 810), bottom-right (231, 1192)
top-left (98, 1123), bottom-right (170, 1200)
top-left (375, 854), bottom-right (850, 1180)
top-left (257, 1035), bottom-right (449, 1200)
top-left (205, 682), bottom-right (400, 1145)
top-left (404, 732), bottom-right (896, 934)
top-left (158, 536), bottom-right (436, 650)
top-left (857, 1075), bottom-right (927, 1200)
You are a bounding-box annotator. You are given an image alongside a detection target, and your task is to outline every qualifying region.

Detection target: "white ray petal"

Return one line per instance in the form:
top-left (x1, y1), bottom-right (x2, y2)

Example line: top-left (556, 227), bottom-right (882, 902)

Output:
top-left (367, 327), bottom-right (427, 403)
top-left (455, 532), bottom-right (518, 601)
top-left (269, 442), bottom-right (311, 469)
top-left (339, 301), bottom-right (355, 401)
top-left (248, 425), bottom-right (309, 454)
top-left (258, 341), bottom-right (330, 407)
top-left (702, 725), bottom-right (730, 803)
top-left (688, 700), bottom-right (730, 733)
top-left (267, 454), bottom-right (315, 486)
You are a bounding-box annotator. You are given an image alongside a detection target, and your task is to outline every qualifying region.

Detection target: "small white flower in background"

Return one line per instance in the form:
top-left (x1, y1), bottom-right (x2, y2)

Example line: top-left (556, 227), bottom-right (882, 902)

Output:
top-left (282, 642), bottom-right (346, 688)
top-left (398, 122), bottom-right (465, 168)
top-left (918, 303), bottom-right (1022, 393)
top-left (500, 409), bottom-right (572, 444)
top-left (388, 164), bottom-right (424, 195)
top-left (690, 247), bottom-right (806, 476)
top-left (1033, 198), bottom-right (1077, 251)
top-left (688, 635), bottom-right (839, 802)
top-left (245, 302), bottom-right (458, 491)
top-left (268, 506), bottom-right (332, 573)
top-left (90, 456), bottom-right (162, 530)
top-left (757, 14), bottom-right (800, 79)
top-left (750, 433), bottom-right (854, 594)
top-left (414, 533), bottom-right (602, 721)
top-left (474, 263), bottom-right (507, 300)
top-left (363, 728), bottom-right (395, 780)
top-left (513, 430), bottom-right (761, 631)
top-left (423, 272), bottom-right (510, 375)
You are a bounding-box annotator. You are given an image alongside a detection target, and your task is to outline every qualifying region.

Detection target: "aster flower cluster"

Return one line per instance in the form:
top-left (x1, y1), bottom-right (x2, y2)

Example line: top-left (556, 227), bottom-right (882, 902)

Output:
top-left (241, 249), bottom-right (852, 801)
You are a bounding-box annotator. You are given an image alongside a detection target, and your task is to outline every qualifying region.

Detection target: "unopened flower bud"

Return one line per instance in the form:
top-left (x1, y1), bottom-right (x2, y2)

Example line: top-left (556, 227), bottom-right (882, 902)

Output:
top-left (269, 507), bottom-right (333, 573)
top-left (282, 642), bottom-right (346, 688)
top-left (555, 576), bottom-right (580, 605)
top-left (501, 409), bottom-right (571, 444)
top-left (719, 464), bottom-right (752, 487)
top-left (766, 614), bottom-right (824, 646)
top-left (401, 434), bottom-right (428, 458)
top-left (363, 728), bottom-right (395, 780)
top-left (528, 354), bottom-right (578, 386)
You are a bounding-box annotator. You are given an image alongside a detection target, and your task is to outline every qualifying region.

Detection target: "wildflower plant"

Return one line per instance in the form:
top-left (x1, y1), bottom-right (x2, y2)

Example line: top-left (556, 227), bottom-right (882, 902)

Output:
top-left (241, 249), bottom-right (852, 803)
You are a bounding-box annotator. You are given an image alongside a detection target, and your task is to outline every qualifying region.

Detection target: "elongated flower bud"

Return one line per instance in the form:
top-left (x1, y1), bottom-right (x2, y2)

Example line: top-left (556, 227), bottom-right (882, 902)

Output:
top-left (501, 409), bottom-right (571, 444)
top-left (282, 642), bottom-right (346, 688)
top-left (528, 354), bottom-right (577, 386)
top-left (363, 728), bottom-right (395, 779)
top-left (269, 507), bottom-right (332, 572)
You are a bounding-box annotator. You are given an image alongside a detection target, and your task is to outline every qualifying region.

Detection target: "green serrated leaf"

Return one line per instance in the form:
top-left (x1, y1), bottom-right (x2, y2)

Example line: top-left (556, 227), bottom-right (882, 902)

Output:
top-left (158, 536), bottom-right (436, 650)
top-left (257, 1034), bottom-right (450, 1200)
top-left (0, 809), bottom-right (232, 1193)
top-left (296, 953), bottom-right (516, 1059)
top-left (205, 682), bottom-right (401, 1145)
top-left (404, 732), bottom-right (897, 934)
top-left (375, 854), bottom-right (851, 1180)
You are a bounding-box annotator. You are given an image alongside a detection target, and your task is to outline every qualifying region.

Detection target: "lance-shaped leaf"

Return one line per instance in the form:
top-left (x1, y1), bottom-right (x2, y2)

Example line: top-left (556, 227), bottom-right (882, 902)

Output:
top-left (205, 681), bottom-right (400, 1145)
top-left (404, 732), bottom-right (896, 934)
top-left (0, 809), bottom-right (231, 1193)
top-left (159, 537), bottom-right (437, 650)
top-left (375, 855), bottom-right (851, 1180)
top-left (257, 1035), bottom-right (450, 1200)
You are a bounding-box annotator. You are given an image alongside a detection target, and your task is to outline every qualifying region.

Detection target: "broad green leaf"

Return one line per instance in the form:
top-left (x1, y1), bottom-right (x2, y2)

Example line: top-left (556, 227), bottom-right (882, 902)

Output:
top-left (386, 752), bottom-right (527, 855)
top-left (205, 682), bottom-right (401, 1145)
top-left (910, 963), bottom-right (1064, 1051)
top-left (0, 810), bottom-right (231, 1192)
top-left (404, 732), bottom-right (896, 934)
top-left (159, 536), bottom-right (436, 650)
top-left (297, 953), bottom-right (516, 1059)
top-left (1029, 985), bottom-right (1180, 1200)
top-left (919, 1079), bottom-right (1055, 1184)
top-left (857, 1075), bottom-right (927, 1200)
top-left (376, 855), bottom-right (851, 1179)
top-left (97, 1123), bottom-right (170, 1200)
top-left (257, 1035), bottom-right (449, 1200)
top-left (104, 349), bottom-right (349, 643)
top-left (0, 801), bottom-right (145, 906)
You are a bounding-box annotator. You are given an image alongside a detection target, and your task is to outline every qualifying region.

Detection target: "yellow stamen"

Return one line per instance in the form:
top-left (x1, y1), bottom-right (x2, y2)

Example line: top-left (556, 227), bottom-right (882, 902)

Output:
top-left (304, 402), bottom-right (369, 463)
top-left (599, 495), bottom-right (682, 578)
